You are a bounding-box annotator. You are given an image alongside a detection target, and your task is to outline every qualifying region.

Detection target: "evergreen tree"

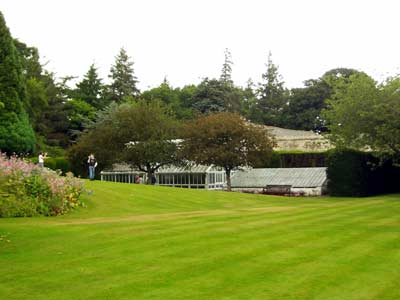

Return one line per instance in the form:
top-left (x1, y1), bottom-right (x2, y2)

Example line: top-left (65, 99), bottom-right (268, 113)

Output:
top-left (14, 40), bottom-right (49, 130)
top-left (220, 48), bottom-right (233, 85)
top-left (282, 79), bottom-right (331, 131)
top-left (191, 78), bottom-right (226, 114)
top-left (108, 48), bottom-right (139, 102)
top-left (255, 51), bottom-right (287, 126)
top-left (0, 11), bottom-right (35, 153)
top-left (241, 79), bottom-right (258, 119)
top-left (75, 64), bottom-right (105, 109)
top-left (39, 74), bottom-right (72, 148)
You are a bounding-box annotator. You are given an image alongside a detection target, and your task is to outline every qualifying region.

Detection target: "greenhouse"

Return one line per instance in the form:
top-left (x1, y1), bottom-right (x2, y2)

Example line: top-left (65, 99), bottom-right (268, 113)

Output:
top-left (230, 167), bottom-right (327, 196)
top-left (100, 164), bottom-right (226, 190)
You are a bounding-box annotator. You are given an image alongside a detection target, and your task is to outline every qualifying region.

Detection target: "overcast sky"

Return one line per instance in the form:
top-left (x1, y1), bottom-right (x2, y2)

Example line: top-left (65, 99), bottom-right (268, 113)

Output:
top-left (2, 0), bottom-right (400, 90)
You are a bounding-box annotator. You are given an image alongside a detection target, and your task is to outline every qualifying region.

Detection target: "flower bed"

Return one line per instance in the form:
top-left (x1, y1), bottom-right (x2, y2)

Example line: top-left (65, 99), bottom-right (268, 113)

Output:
top-left (0, 153), bottom-right (84, 217)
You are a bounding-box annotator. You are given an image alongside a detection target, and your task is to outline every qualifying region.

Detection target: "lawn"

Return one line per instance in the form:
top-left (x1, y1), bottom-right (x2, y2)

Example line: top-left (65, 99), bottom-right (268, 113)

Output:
top-left (1, 180), bottom-right (400, 300)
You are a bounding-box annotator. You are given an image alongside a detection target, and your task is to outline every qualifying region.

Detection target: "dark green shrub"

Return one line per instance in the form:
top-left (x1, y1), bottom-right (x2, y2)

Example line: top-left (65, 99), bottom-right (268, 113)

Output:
top-left (260, 151), bottom-right (328, 168)
top-left (53, 157), bottom-right (71, 175)
top-left (326, 149), bottom-right (399, 197)
top-left (29, 156), bottom-right (71, 175)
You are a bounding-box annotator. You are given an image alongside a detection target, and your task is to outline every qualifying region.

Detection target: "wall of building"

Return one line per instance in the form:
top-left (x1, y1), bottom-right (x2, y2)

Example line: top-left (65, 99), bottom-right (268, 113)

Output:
top-left (274, 137), bottom-right (333, 152)
top-left (230, 186), bottom-right (325, 196)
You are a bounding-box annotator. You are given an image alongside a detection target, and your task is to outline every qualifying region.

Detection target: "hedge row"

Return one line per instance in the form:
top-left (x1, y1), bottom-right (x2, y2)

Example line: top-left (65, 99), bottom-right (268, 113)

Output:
top-left (326, 149), bottom-right (400, 197)
top-left (30, 157), bottom-right (71, 175)
top-left (261, 151), bottom-right (327, 168)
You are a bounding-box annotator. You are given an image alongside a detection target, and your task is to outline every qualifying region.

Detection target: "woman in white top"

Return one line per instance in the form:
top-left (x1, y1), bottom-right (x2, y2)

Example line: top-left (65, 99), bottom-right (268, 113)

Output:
top-left (38, 152), bottom-right (45, 169)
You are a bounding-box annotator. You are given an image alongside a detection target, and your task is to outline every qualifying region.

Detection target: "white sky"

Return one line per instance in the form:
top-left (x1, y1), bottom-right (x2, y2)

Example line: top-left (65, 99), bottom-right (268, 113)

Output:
top-left (2, 0), bottom-right (400, 90)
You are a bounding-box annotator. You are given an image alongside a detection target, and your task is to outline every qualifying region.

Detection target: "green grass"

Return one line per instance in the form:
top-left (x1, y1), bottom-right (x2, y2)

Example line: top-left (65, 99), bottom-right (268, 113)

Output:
top-left (1, 180), bottom-right (400, 300)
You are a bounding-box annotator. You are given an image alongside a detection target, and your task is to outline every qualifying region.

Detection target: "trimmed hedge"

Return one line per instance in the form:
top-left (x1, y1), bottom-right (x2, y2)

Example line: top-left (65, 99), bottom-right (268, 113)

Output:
top-left (326, 149), bottom-right (400, 197)
top-left (259, 151), bottom-right (327, 168)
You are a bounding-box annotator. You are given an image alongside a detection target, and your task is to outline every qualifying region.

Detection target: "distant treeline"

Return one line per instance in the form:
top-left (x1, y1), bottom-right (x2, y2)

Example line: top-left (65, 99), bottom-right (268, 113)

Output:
top-left (0, 11), bottom-right (374, 156)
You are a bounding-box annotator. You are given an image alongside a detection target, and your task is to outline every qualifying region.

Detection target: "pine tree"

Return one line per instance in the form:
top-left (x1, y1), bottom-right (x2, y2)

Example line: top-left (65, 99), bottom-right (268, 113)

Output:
top-left (0, 11), bottom-right (35, 153)
top-left (256, 51), bottom-right (287, 126)
top-left (108, 48), bottom-right (139, 102)
top-left (75, 64), bottom-right (104, 108)
top-left (218, 48), bottom-right (242, 112)
top-left (220, 48), bottom-right (233, 86)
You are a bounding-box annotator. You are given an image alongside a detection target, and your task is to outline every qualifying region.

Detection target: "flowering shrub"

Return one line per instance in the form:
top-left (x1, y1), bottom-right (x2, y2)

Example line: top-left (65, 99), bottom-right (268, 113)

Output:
top-left (0, 153), bottom-right (84, 217)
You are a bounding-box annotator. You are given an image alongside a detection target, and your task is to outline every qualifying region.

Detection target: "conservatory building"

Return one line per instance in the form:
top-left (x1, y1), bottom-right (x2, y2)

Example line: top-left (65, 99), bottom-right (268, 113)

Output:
top-left (100, 164), bottom-right (226, 190)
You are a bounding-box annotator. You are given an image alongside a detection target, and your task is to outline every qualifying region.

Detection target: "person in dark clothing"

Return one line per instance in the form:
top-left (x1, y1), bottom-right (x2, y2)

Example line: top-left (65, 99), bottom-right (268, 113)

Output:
top-left (151, 174), bottom-right (157, 185)
top-left (87, 154), bottom-right (98, 180)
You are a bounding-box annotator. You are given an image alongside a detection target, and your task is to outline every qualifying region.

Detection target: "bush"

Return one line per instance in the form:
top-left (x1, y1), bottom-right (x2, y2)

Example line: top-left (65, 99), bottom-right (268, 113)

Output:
top-left (326, 149), bottom-right (400, 197)
top-left (30, 156), bottom-right (71, 175)
top-left (260, 151), bottom-right (327, 168)
top-left (0, 153), bottom-right (84, 217)
top-left (0, 112), bottom-right (36, 154)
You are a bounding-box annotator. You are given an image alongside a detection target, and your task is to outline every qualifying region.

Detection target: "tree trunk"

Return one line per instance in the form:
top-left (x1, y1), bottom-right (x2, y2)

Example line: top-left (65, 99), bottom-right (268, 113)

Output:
top-left (147, 170), bottom-right (153, 185)
top-left (226, 168), bottom-right (232, 192)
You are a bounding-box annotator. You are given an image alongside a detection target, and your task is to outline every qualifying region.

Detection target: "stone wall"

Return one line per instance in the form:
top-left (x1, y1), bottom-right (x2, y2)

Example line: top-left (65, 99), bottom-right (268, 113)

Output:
top-left (266, 126), bottom-right (333, 152)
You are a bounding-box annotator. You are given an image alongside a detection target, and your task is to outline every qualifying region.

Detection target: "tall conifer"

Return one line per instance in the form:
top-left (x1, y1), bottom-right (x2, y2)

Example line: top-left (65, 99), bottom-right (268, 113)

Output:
top-left (0, 11), bottom-right (35, 153)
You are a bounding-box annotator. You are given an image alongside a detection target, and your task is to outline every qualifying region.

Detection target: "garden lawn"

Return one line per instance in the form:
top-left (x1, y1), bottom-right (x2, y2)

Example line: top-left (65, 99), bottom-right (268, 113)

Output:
top-left (1, 180), bottom-right (400, 300)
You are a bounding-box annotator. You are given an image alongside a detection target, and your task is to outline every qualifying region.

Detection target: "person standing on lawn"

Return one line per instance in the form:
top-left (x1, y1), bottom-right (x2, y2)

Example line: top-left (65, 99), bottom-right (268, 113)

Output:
top-left (38, 152), bottom-right (47, 170)
top-left (87, 153), bottom-right (98, 180)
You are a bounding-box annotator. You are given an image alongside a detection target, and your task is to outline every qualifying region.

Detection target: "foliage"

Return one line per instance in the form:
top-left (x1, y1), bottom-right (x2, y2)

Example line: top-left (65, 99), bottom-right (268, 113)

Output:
top-left (13, 37), bottom-right (71, 151)
top-left (0, 112), bottom-right (36, 154)
top-left (108, 47), bottom-right (140, 102)
top-left (322, 73), bottom-right (400, 160)
top-left (25, 77), bottom-right (48, 126)
top-left (261, 151), bottom-right (328, 168)
top-left (74, 64), bottom-right (106, 109)
top-left (181, 112), bottom-right (275, 191)
top-left (240, 79), bottom-right (258, 119)
top-left (68, 101), bottom-right (180, 183)
top-left (141, 79), bottom-right (195, 119)
top-left (30, 156), bottom-right (71, 175)
top-left (39, 75), bottom-right (72, 148)
top-left (0, 153), bottom-right (83, 217)
top-left (282, 79), bottom-right (331, 131)
top-left (65, 98), bottom-right (97, 139)
top-left (326, 149), bottom-right (400, 197)
top-left (190, 50), bottom-right (242, 115)
top-left (191, 78), bottom-right (242, 114)
top-left (220, 48), bottom-right (233, 85)
top-left (0, 12), bottom-right (36, 154)
top-left (251, 52), bottom-right (287, 126)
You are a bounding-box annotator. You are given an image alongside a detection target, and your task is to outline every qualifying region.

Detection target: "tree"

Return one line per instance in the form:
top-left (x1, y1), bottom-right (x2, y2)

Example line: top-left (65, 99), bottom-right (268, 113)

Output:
top-left (39, 74), bottom-right (72, 148)
top-left (0, 12), bottom-right (35, 153)
top-left (14, 38), bottom-right (72, 153)
top-left (108, 48), bottom-right (139, 102)
top-left (254, 51), bottom-right (287, 126)
top-left (65, 99), bottom-right (96, 139)
top-left (282, 79), bottom-right (331, 131)
top-left (191, 78), bottom-right (242, 114)
top-left (322, 68), bottom-right (365, 84)
top-left (142, 78), bottom-right (178, 104)
top-left (242, 78), bottom-right (260, 121)
top-left (181, 112), bottom-right (275, 191)
top-left (191, 78), bottom-right (227, 113)
top-left (13, 39), bottom-right (43, 79)
top-left (25, 77), bottom-right (48, 128)
top-left (220, 48), bottom-right (233, 85)
top-left (75, 64), bottom-right (105, 109)
top-left (322, 73), bottom-right (400, 160)
top-left (141, 79), bottom-right (195, 119)
top-left (14, 40), bottom-right (48, 127)
top-left (69, 101), bottom-right (180, 183)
